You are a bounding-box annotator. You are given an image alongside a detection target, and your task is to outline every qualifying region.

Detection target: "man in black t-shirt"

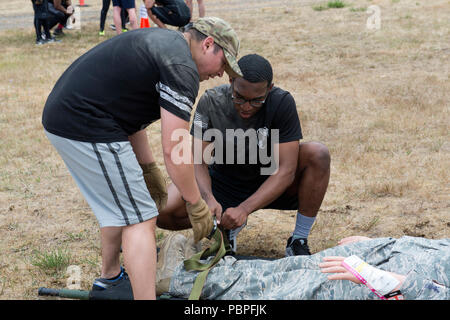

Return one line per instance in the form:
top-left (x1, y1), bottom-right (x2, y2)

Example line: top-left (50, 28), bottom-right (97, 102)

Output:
top-left (42, 17), bottom-right (241, 299)
top-left (158, 54), bottom-right (331, 256)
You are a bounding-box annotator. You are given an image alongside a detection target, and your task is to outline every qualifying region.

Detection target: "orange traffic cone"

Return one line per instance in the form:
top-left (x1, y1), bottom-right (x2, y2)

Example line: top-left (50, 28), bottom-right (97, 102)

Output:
top-left (140, 18), bottom-right (150, 28)
top-left (139, 4), bottom-right (151, 28)
top-left (78, 0), bottom-right (87, 7)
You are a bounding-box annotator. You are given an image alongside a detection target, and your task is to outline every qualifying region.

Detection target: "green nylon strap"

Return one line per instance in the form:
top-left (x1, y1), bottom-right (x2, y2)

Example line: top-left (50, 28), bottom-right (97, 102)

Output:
top-left (183, 228), bottom-right (229, 300)
top-left (188, 268), bottom-right (210, 300)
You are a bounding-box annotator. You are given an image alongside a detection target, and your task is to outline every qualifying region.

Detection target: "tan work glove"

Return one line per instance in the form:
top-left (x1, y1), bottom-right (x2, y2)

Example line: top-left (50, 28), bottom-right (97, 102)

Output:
top-left (186, 198), bottom-right (215, 243)
top-left (140, 162), bottom-right (168, 211)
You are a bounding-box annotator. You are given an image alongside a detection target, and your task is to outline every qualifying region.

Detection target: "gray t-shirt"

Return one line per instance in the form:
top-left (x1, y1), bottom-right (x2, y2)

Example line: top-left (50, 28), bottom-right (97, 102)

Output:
top-left (190, 84), bottom-right (302, 188)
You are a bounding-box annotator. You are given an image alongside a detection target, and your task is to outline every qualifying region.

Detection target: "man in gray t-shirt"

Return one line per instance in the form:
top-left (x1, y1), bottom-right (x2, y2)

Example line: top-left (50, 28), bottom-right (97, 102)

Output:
top-left (158, 54), bottom-right (331, 257)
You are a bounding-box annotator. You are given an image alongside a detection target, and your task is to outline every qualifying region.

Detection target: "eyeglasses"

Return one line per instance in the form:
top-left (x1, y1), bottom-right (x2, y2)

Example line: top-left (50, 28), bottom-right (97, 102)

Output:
top-left (231, 81), bottom-right (269, 108)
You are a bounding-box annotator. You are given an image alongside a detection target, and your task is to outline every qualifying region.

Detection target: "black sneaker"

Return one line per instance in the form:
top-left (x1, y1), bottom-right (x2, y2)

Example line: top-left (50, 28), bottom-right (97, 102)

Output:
top-left (53, 28), bottom-right (65, 37)
top-left (285, 237), bottom-right (311, 256)
top-left (46, 37), bottom-right (61, 43)
top-left (92, 267), bottom-right (130, 291)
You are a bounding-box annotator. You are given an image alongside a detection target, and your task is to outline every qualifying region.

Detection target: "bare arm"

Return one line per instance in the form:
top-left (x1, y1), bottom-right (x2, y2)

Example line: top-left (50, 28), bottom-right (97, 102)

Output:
top-left (148, 12), bottom-right (167, 28)
top-left (128, 129), bottom-right (155, 164)
top-left (53, 0), bottom-right (71, 15)
top-left (193, 138), bottom-right (223, 219)
top-left (193, 140), bottom-right (213, 198)
top-left (144, 0), bottom-right (166, 28)
top-left (143, 0), bottom-right (155, 8)
top-left (319, 256), bottom-right (406, 290)
top-left (160, 108), bottom-right (200, 204)
top-left (240, 141), bottom-right (298, 212)
top-left (220, 141), bottom-right (299, 229)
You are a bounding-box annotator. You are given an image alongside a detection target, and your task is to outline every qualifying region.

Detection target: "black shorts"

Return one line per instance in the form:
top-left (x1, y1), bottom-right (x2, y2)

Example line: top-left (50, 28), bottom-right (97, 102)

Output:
top-left (112, 0), bottom-right (135, 9)
top-left (151, 6), bottom-right (190, 27)
top-left (210, 169), bottom-right (298, 212)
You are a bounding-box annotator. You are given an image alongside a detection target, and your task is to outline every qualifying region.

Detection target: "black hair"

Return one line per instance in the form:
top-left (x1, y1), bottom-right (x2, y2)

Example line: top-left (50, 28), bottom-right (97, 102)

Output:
top-left (237, 54), bottom-right (273, 87)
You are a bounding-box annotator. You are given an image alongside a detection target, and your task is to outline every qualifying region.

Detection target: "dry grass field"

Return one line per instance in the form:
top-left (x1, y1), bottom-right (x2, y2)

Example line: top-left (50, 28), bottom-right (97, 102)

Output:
top-left (0, 0), bottom-right (449, 299)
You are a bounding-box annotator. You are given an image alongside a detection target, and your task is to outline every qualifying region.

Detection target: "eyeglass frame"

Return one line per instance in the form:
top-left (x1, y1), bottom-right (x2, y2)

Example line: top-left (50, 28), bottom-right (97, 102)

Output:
top-left (230, 79), bottom-right (271, 108)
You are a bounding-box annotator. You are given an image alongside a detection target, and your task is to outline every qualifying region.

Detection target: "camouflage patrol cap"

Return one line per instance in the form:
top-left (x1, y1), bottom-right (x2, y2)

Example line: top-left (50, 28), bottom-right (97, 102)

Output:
top-left (192, 17), bottom-right (243, 78)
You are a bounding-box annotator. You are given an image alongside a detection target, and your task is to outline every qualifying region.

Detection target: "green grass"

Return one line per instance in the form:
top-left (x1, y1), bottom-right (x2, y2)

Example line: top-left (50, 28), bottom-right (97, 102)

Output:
top-left (361, 216), bottom-right (381, 232)
top-left (31, 248), bottom-right (72, 276)
top-left (349, 7), bottom-right (366, 12)
top-left (313, 5), bottom-right (328, 11)
top-left (313, 1), bottom-right (346, 11)
top-left (327, 1), bottom-right (346, 9)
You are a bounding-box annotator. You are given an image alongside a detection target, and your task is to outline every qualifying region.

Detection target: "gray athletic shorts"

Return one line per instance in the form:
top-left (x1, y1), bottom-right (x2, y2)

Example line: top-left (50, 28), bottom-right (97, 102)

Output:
top-left (45, 130), bottom-right (159, 228)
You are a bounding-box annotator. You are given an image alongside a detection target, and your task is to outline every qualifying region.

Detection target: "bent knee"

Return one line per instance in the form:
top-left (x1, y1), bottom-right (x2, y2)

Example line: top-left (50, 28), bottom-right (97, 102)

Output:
top-left (301, 142), bottom-right (331, 170)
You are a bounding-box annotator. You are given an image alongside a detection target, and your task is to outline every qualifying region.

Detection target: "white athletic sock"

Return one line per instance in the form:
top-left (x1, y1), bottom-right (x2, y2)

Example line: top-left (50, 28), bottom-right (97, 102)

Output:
top-left (292, 212), bottom-right (316, 240)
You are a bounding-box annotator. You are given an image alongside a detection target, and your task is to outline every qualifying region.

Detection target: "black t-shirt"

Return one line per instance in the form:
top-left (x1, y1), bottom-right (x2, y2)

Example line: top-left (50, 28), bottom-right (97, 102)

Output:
top-left (190, 84), bottom-right (302, 190)
top-left (156, 0), bottom-right (187, 7)
top-left (153, 0), bottom-right (190, 20)
top-left (42, 28), bottom-right (199, 142)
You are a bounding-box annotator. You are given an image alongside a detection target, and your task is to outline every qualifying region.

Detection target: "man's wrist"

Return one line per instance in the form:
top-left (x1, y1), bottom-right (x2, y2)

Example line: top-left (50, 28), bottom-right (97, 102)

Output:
top-left (238, 203), bottom-right (252, 216)
top-left (145, 0), bottom-right (155, 9)
top-left (181, 194), bottom-right (201, 205)
top-left (201, 191), bottom-right (214, 202)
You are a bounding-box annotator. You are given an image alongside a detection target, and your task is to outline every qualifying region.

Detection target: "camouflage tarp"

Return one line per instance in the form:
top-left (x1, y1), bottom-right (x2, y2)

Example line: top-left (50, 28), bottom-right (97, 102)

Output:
top-left (169, 236), bottom-right (450, 300)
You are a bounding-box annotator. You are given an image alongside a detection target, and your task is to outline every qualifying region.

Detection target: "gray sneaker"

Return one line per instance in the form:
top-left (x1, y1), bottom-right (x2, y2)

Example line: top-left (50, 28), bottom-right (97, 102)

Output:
top-left (46, 37), bottom-right (61, 43)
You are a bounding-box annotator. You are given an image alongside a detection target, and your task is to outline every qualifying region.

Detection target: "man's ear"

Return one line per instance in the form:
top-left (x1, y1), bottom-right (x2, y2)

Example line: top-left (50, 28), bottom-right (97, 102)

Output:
top-left (229, 76), bottom-right (233, 84)
top-left (203, 36), bottom-right (215, 52)
top-left (268, 83), bottom-right (274, 91)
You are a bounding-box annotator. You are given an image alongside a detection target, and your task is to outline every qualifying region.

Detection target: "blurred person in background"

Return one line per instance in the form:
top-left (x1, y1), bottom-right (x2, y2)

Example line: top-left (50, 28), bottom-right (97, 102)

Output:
top-left (185, 0), bottom-right (205, 21)
top-left (112, 0), bottom-right (138, 35)
top-left (144, 0), bottom-right (190, 28)
top-left (47, 0), bottom-right (73, 37)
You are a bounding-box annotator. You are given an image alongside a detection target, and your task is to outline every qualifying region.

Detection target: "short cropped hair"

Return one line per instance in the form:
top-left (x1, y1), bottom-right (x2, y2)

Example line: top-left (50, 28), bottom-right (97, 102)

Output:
top-left (186, 23), bottom-right (221, 54)
top-left (237, 54), bottom-right (273, 87)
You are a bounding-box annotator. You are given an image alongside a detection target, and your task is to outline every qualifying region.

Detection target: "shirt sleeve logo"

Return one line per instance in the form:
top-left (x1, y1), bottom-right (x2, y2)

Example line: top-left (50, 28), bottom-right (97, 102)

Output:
top-left (156, 82), bottom-right (193, 113)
